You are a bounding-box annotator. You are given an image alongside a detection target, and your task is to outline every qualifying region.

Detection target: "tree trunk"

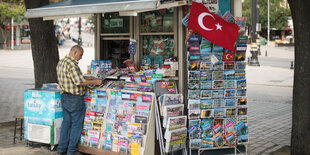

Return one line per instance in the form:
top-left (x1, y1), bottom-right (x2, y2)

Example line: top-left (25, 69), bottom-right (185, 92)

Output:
top-left (288, 0), bottom-right (310, 154)
top-left (24, 0), bottom-right (59, 88)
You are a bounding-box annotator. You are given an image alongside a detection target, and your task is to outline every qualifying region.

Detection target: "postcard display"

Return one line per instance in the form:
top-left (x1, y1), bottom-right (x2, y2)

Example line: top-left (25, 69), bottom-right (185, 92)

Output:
top-left (79, 88), bottom-right (155, 155)
top-left (187, 21), bottom-right (249, 154)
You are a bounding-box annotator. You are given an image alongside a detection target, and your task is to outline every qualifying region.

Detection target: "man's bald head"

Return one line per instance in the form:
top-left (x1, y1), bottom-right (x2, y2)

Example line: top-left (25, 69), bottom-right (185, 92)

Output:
top-left (69, 45), bottom-right (84, 61)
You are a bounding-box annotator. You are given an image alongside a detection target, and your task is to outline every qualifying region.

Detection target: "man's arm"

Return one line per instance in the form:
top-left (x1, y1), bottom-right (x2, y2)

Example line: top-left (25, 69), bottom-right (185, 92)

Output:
top-left (79, 79), bottom-right (102, 86)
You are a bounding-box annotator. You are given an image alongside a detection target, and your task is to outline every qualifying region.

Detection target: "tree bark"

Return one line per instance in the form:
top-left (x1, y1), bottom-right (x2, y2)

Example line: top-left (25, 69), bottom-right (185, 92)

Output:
top-left (288, 0), bottom-right (310, 154)
top-left (24, 0), bottom-right (59, 88)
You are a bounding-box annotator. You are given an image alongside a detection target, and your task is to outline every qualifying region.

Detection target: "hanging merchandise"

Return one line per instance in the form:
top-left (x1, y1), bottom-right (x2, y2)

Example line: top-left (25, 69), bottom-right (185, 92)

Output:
top-left (128, 39), bottom-right (137, 55)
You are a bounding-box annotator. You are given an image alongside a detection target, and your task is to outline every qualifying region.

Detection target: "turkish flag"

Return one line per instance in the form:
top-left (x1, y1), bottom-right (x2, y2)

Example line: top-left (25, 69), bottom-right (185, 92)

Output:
top-left (188, 1), bottom-right (240, 51)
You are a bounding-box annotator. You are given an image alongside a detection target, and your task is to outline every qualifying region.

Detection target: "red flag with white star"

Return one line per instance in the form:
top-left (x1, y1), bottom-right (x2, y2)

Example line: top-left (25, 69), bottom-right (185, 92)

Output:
top-left (188, 1), bottom-right (240, 51)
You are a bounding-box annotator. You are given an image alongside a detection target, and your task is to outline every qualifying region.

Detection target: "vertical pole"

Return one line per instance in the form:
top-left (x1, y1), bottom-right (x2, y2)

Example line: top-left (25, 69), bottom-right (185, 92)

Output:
top-left (251, 0), bottom-right (257, 43)
top-left (267, 0), bottom-right (270, 45)
top-left (11, 18), bottom-right (14, 50)
top-left (78, 17), bottom-right (82, 46)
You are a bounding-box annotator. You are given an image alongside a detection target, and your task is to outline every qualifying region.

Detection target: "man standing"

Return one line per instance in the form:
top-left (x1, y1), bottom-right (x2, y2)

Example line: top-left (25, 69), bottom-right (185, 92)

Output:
top-left (56, 45), bottom-right (102, 155)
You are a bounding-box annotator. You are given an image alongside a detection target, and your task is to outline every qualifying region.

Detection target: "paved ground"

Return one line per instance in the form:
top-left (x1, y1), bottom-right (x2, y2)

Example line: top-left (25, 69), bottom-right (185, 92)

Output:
top-left (0, 42), bottom-right (294, 155)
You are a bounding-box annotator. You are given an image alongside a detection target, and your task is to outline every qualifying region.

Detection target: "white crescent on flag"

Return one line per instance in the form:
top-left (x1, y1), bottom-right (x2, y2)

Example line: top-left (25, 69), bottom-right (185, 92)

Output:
top-left (198, 12), bottom-right (215, 31)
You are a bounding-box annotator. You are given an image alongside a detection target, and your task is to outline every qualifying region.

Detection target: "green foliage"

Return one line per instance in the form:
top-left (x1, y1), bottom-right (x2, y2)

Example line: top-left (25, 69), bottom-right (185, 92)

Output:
top-left (0, 0), bottom-right (26, 24)
top-left (242, 0), bottom-right (291, 30)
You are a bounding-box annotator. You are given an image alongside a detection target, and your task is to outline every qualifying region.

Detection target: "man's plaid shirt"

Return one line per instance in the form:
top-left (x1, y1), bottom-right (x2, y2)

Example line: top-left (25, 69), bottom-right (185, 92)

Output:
top-left (56, 55), bottom-right (86, 96)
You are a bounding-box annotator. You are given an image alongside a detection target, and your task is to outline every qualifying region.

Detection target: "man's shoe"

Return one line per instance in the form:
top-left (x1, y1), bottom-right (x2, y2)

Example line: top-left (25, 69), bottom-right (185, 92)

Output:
top-left (71, 151), bottom-right (80, 155)
top-left (58, 152), bottom-right (66, 155)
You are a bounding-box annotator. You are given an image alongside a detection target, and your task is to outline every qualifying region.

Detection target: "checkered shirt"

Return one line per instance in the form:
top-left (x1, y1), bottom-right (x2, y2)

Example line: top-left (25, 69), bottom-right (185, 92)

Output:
top-left (56, 55), bottom-right (86, 96)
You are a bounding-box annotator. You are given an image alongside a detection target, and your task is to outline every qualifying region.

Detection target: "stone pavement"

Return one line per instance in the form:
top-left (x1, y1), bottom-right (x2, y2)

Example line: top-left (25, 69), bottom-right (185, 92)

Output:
top-left (0, 44), bottom-right (294, 154)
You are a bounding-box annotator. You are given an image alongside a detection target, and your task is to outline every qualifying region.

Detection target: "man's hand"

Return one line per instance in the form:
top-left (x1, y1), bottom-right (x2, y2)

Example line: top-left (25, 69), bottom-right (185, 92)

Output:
top-left (84, 76), bottom-right (96, 80)
top-left (93, 79), bottom-right (103, 85)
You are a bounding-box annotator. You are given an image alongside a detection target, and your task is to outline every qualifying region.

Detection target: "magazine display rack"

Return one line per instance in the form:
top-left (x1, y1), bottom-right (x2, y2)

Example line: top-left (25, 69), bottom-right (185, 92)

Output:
top-left (154, 80), bottom-right (187, 155)
top-left (186, 14), bottom-right (249, 155)
top-left (78, 88), bottom-right (155, 155)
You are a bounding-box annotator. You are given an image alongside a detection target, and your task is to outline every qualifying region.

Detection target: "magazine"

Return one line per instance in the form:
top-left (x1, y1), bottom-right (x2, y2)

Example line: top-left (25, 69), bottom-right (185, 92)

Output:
top-left (213, 132), bottom-right (225, 148)
top-left (213, 123), bottom-right (224, 135)
top-left (224, 80), bottom-right (236, 89)
top-left (235, 61), bottom-right (246, 70)
top-left (236, 79), bottom-right (247, 88)
top-left (225, 99), bottom-right (236, 107)
top-left (201, 109), bottom-right (214, 118)
top-left (235, 70), bottom-right (246, 79)
top-left (200, 90), bottom-right (212, 99)
top-left (200, 61), bottom-right (212, 70)
top-left (225, 122), bottom-right (236, 134)
top-left (200, 71), bottom-right (212, 80)
top-left (226, 108), bottom-right (237, 117)
top-left (236, 121), bottom-right (248, 135)
top-left (212, 80), bottom-right (224, 89)
top-left (188, 109), bottom-right (201, 120)
top-left (188, 80), bottom-right (200, 90)
top-left (213, 99), bottom-right (225, 108)
top-left (212, 90), bottom-right (225, 99)
top-left (188, 125), bottom-right (201, 139)
top-left (200, 80), bottom-right (212, 90)
top-left (237, 98), bottom-right (247, 107)
top-left (134, 115), bottom-right (148, 124)
top-left (188, 100), bottom-right (201, 109)
top-left (201, 99), bottom-right (213, 109)
top-left (190, 139), bottom-right (202, 149)
top-left (188, 90), bottom-right (201, 100)
top-left (236, 89), bottom-right (247, 97)
top-left (135, 102), bottom-right (151, 116)
top-left (212, 71), bottom-right (224, 80)
top-left (225, 132), bottom-right (236, 147)
top-left (213, 61), bottom-right (224, 70)
top-left (214, 108), bottom-right (226, 117)
top-left (224, 61), bottom-right (235, 70)
top-left (188, 71), bottom-right (200, 80)
top-left (189, 60), bottom-right (200, 70)
top-left (238, 108), bottom-right (247, 116)
top-left (166, 116), bottom-right (187, 131)
top-left (202, 138), bottom-right (214, 148)
top-left (225, 89), bottom-right (236, 98)
top-left (201, 122), bottom-right (213, 138)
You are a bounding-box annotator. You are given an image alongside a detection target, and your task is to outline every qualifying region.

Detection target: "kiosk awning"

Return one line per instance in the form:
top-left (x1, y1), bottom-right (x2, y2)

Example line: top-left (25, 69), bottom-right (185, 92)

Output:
top-left (24, 0), bottom-right (159, 19)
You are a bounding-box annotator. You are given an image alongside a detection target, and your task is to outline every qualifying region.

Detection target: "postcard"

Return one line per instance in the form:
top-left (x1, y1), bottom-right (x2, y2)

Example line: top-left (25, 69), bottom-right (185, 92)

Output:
top-left (236, 121), bottom-right (248, 135)
top-left (189, 54), bottom-right (201, 60)
top-left (202, 138), bottom-right (214, 148)
top-left (224, 61), bottom-right (235, 70)
top-left (213, 52), bottom-right (223, 62)
top-left (188, 125), bottom-right (201, 139)
top-left (189, 119), bottom-right (201, 128)
top-left (201, 109), bottom-right (214, 118)
top-left (223, 52), bottom-right (235, 61)
top-left (213, 123), bottom-right (224, 135)
top-left (224, 70), bottom-right (235, 80)
top-left (225, 122), bottom-right (236, 134)
top-left (200, 61), bottom-right (212, 70)
top-left (188, 90), bottom-right (201, 100)
top-left (236, 89), bottom-right (247, 97)
top-left (235, 61), bottom-right (246, 70)
top-left (189, 60), bottom-right (200, 70)
top-left (201, 53), bottom-right (211, 61)
top-left (237, 35), bottom-right (248, 44)
top-left (188, 71), bottom-right (200, 80)
top-left (213, 45), bottom-right (224, 52)
top-left (201, 90), bottom-right (212, 99)
top-left (213, 61), bottom-right (224, 70)
top-left (235, 70), bottom-right (246, 79)
top-left (226, 108), bottom-right (237, 117)
top-left (190, 139), bottom-right (202, 149)
top-left (238, 108), bottom-right (247, 116)
top-left (189, 44), bottom-right (200, 53)
top-left (201, 118), bottom-right (214, 127)
top-left (189, 35), bottom-right (201, 42)
top-left (201, 37), bottom-right (211, 45)
top-left (212, 90), bottom-right (225, 99)
top-left (236, 79), bottom-right (247, 88)
top-left (237, 135), bottom-right (249, 144)
top-left (235, 51), bottom-right (246, 61)
top-left (188, 80), bottom-right (200, 90)
top-left (188, 100), bottom-right (201, 109)
top-left (200, 80), bottom-right (212, 90)
top-left (213, 132), bottom-right (225, 148)
top-left (212, 71), bottom-right (224, 80)
top-left (237, 98), bottom-right (247, 107)
top-left (214, 108), bottom-right (226, 117)
top-left (236, 43), bottom-right (247, 51)
top-left (224, 80), bottom-right (236, 89)
top-left (213, 99), bottom-right (225, 108)
top-left (200, 71), bottom-right (212, 80)
top-left (201, 122), bottom-right (213, 138)
top-left (212, 80), bottom-right (224, 89)
top-left (225, 99), bottom-right (236, 107)
top-left (200, 44), bottom-right (212, 54)
top-left (225, 89), bottom-right (236, 98)
top-left (225, 132), bottom-right (236, 147)
top-left (188, 109), bottom-right (201, 120)
top-left (238, 116), bottom-right (248, 124)
top-left (201, 99), bottom-right (213, 109)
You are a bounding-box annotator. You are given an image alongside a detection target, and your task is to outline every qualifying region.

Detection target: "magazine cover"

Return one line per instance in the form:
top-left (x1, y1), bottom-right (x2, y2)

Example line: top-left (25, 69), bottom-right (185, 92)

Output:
top-left (189, 60), bottom-right (200, 70)
top-left (235, 61), bottom-right (246, 70)
top-left (213, 61), bottom-right (224, 70)
top-left (166, 116), bottom-right (187, 131)
top-left (236, 121), bottom-right (248, 135)
top-left (236, 79), bottom-right (247, 88)
top-left (214, 118), bottom-right (225, 127)
top-left (235, 70), bottom-right (246, 79)
top-left (200, 71), bottom-right (212, 80)
top-left (135, 115), bottom-right (148, 124)
top-left (202, 138), bottom-right (214, 148)
top-left (190, 139), bottom-right (202, 149)
top-left (200, 61), bottom-right (212, 70)
top-left (236, 89), bottom-right (247, 97)
top-left (188, 100), bottom-right (201, 109)
top-left (189, 119), bottom-right (201, 128)
top-left (213, 99), bottom-right (225, 108)
top-left (212, 80), bottom-right (224, 89)
top-left (188, 80), bottom-right (200, 90)
top-left (188, 90), bottom-right (201, 100)
top-left (201, 53), bottom-right (211, 61)
top-left (225, 122), bottom-right (236, 134)
top-left (200, 90), bottom-right (212, 99)
top-left (214, 108), bottom-right (226, 117)
top-left (212, 71), bottom-right (224, 80)
top-left (238, 116), bottom-right (248, 124)
top-left (200, 80), bottom-right (212, 90)
top-left (225, 99), bottom-right (236, 107)
top-left (212, 90), bottom-right (225, 99)
top-left (225, 132), bottom-right (236, 147)
top-left (225, 89), bottom-right (236, 98)
top-left (188, 109), bottom-right (201, 120)
top-left (201, 109), bottom-right (214, 118)
top-left (188, 71), bottom-right (200, 80)
top-left (224, 80), bottom-right (236, 89)
top-left (201, 122), bottom-right (213, 138)
top-left (163, 94), bottom-right (183, 106)
top-left (226, 108), bottom-right (237, 117)
top-left (188, 125), bottom-right (201, 139)
top-left (224, 61), bottom-right (235, 70)
top-left (237, 98), bottom-right (247, 107)
top-left (201, 99), bottom-right (213, 109)
top-left (136, 102), bottom-right (151, 116)
top-left (235, 51), bottom-right (246, 61)
top-left (213, 132), bottom-right (225, 148)
top-left (238, 108), bottom-right (247, 116)
top-left (224, 70), bottom-right (235, 80)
